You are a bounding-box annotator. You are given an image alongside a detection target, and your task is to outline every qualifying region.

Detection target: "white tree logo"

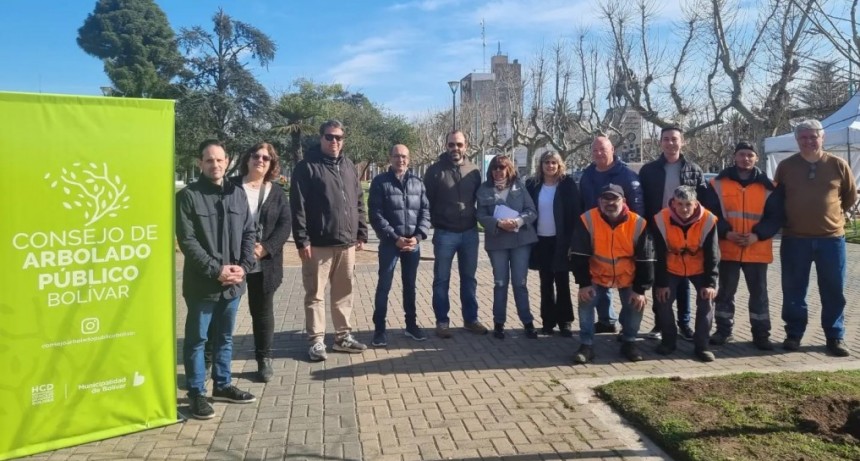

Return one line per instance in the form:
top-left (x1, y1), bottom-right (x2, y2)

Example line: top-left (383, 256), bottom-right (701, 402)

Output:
top-left (44, 163), bottom-right (130, 227)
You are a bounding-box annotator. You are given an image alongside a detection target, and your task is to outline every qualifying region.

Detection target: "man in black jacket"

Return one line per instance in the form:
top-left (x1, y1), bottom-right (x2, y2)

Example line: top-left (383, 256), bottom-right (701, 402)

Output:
top-left (291, 120), bottom-right (369, 362)
top-left (423, 131), bottom-right (487, 338)
top-left (176, 140), bottom-right (257, 420)
top-left (638, 126), bottom-right (707, 341)
top-left (368, 144), bottom-right (431, 346)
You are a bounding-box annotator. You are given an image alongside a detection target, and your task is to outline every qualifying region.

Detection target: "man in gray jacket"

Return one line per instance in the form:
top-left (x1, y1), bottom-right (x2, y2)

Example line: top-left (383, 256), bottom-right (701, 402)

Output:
top-left (176, 140), bottom-right (257, 420)
top-left (423, 131), bottom-right (487, 338)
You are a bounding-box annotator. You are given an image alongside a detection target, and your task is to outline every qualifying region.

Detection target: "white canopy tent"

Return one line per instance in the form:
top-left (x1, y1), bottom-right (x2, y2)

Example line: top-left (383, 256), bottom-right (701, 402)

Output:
top-left (764, 91), bottom-right (860, 188)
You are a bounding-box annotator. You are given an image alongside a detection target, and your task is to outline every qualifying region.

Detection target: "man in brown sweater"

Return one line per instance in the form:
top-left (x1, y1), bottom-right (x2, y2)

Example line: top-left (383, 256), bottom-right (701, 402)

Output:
top-left (774, 119), bottom-right (857, 356)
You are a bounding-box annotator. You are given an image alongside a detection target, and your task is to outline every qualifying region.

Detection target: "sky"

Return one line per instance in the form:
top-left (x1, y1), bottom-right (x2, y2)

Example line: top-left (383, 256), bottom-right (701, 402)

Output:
top-left (0, 0), bottom-right (684, 119)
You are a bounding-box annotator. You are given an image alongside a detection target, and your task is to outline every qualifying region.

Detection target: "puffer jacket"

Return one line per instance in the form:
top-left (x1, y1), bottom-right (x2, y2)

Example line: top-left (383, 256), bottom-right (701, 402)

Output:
top-left (638, 153), bottom-right (707, 220)
top-left (368, 169), bottom-right (431, 242)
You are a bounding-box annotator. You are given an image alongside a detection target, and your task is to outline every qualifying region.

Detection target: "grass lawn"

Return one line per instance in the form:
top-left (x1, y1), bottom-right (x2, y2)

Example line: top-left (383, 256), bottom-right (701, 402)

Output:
top-left (597, 370), bottom-right (860, 461)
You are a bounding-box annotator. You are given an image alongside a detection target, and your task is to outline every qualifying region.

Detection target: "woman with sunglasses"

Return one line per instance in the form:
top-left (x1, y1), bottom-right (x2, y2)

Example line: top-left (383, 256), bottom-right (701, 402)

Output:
top-left (476, 155), bottom-right (539, 339)
top-left (525, 151), bottom-right (581, 337)
top-left (229, 142), bottom-right (291, 381)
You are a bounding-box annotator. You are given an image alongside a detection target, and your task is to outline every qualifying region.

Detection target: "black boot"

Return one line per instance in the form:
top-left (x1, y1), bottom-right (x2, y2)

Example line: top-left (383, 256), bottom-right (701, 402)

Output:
top-left (493, 323), bottom-right (505, 339)
top-left (257, 358), bottom-right (274, 383)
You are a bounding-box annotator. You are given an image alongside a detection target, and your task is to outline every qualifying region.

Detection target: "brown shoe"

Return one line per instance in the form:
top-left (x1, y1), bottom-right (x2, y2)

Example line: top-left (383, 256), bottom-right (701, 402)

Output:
top-left (436, 322), bottom-right (453, 339)
top-left (463, 321), bottom-right (489, 335)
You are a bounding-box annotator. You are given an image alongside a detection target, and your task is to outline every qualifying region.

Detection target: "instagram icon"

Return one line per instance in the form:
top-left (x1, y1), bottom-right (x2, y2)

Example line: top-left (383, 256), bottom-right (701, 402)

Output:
top-left (81, 318), bottom-right (100, 335)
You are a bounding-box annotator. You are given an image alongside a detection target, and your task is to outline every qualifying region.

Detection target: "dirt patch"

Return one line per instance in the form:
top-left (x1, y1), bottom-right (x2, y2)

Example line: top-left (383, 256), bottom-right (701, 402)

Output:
top-left (796, 396), bottom-right (860, 442)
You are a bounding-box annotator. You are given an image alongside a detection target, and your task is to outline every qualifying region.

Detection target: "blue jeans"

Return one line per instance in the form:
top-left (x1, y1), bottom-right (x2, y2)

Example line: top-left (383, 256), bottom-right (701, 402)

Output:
top-left (373, 239), bottom-right (421, 332)
top-left (780, 236), bottom-right (846, 340)
top-left (184, 295), bottom-right (241, 396)
top-left (596, 289), bottom-right (618, 326)
top-left (432, 228), bottom-right (480, 324)
top-left (579, 286), bottom-right (643, 345)
top-left (487, 245), bottom-right (534, 325)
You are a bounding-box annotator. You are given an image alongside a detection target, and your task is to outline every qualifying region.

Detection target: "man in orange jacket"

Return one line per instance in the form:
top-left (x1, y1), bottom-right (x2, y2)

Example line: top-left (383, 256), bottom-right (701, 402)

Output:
top-left (652, 185), bottom-right (720, 362)
top-left (570, 184), bottom-right (655, 364)
top-left (701, 142), bottom-right (782, 350)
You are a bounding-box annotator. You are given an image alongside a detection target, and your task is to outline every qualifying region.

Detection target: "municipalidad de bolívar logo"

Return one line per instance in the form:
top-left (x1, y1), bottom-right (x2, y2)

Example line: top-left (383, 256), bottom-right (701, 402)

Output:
top-left (44, 163), bottom-right (130, 227)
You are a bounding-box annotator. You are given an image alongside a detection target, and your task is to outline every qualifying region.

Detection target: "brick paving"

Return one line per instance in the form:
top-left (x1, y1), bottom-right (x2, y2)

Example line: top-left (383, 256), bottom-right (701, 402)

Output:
top-left (22, 237), bottom-right (860, 461)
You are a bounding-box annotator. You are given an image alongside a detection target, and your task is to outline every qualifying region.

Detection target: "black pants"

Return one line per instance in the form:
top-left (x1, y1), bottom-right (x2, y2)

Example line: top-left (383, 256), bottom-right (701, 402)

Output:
top-left (206, 272), bottom-right (275, 364)
top-left (534, 236), bottom-right (574, 328)
top-left (652, 277), bottom-right (691, 327)
top-left (655, 275), bottom-right (714, 349)
top-left (714, 261), bottom-right (770, 338)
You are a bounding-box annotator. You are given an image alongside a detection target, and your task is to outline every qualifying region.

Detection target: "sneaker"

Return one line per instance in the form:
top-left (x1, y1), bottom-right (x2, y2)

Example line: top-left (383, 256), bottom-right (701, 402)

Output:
top-left (694, 348), bottom-right (716, 362)
top-left (493, 323), bottom-right (505, 340)
top-left (826, 338), bottom-right (850, 357)
top-left (559, 322), bottom-right (573, 338)
top-left (333, 334), bottom-right (367, 353)
top-left (309, 341), bottom-right (328, 361)
top-left (524, 322), bottom-right (538, 339)
top-left (404, 324), bottom-right (427, 341)
top-left (594, 322), bottom-right (618, 334)
top-left (257, 358), bottom-right (273, 383)
top-left (212, 385), bottom-right (256, 404)
top-left (464, 321), bottom-right (489, 335)
top-left (540, 326), bottom-right (555, 335)
top-left (646, 326), bottom-right (662, 340)
top-left (783, 337), bottom-right (801, 351)
top-left (436, 321), bottom-right (453, 339)
top-left (371, 331), bottom-right (388, 347)
top-left (573, 344), bottom-right (595, 364)
top-left (655, 342), bottom-right (676, 355)
top-left (621, 342), bottom-right (644, 362)
top-left (709, 332), bottom-right (734, 346)
top-left (753, 337), bottom-right (774, 351)
top-left (679, 324), bottom-right (694, 342)
top-left (189, 394), bottom-right (215, 420)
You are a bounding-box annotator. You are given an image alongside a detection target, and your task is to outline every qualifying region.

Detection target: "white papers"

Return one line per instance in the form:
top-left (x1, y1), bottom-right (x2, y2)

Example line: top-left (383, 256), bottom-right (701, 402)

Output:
top-left (494, 204), bottom-right (519, 219)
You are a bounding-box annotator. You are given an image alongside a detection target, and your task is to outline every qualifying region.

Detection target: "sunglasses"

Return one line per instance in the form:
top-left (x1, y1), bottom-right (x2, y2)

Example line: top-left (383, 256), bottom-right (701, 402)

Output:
top-left (808, 162), bottom-right (817, 180)
top-left (492, 165), bottom-right (507, 171)
top-left (251, 153), bottom-right (271, 162)
top-left (323, 134), bottom-right (344, 142)
top-left (447, 142), bottom-right (465, 148)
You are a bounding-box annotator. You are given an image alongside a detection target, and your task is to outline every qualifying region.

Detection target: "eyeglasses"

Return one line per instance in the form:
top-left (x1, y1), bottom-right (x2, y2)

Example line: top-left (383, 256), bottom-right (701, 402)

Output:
top-left (492, 165), bottom-right (507, 171)
top-left (251, 153), bottom-right (271, 162)
top-left (808, 162), bottom-right (817, 180)
top-left (447, 142), bottom-right (465, 148)
top-left (323, 134), bottom-right (344, 142)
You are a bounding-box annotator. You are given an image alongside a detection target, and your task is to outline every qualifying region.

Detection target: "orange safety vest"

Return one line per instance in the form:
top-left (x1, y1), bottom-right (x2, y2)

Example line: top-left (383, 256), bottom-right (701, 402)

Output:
top-left (709, 177), bottom-right (773, 263)
top-left (654, 208), bottom-right (717, 277)
top-left (581, 209), bottom-right (647, 288)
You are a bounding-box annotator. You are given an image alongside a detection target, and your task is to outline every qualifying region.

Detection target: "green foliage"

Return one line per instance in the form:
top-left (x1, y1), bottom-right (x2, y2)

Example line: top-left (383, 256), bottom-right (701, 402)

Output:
top-left (77, 0), bottom-right (183, 98)
top-left (177, 8), bottom-right (276, 168)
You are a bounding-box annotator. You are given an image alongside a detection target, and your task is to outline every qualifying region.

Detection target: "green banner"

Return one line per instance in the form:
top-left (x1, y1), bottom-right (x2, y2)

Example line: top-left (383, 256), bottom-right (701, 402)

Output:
top-left (0, 92), bottom-right (177, 460)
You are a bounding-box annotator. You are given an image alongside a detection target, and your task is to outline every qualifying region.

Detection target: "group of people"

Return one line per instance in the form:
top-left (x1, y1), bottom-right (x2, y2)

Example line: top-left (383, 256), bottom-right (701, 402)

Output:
top-left (175, 118), bottom-right (857, 420)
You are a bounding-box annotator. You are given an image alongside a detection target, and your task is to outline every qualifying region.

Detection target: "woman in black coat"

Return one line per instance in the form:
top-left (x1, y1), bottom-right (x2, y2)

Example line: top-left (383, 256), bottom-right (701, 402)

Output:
top-left (230, 142), bottom-right (291, 381)
top-left (525, 151), bottom-right (581, 336)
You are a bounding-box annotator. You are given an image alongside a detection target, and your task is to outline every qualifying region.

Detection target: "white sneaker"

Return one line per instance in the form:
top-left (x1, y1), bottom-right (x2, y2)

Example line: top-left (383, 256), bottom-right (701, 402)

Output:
top-left (309, 341), bottom-right (327, 361)
top-left (646, 327), bottom-right (662, 340)
top-left (333, 334), bottom-right (367, 353)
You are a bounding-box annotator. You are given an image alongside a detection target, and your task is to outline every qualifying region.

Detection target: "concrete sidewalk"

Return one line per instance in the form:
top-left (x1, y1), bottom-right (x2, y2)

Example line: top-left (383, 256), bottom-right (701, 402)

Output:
top-left (24, 239), bottom-right (860, 460)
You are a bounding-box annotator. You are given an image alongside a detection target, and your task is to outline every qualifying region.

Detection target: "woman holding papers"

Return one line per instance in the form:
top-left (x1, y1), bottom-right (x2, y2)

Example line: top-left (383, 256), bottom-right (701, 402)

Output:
top-left (476, 155), bottom-right (539, 339)
top-left (525, 151), bottom-right (581, 337)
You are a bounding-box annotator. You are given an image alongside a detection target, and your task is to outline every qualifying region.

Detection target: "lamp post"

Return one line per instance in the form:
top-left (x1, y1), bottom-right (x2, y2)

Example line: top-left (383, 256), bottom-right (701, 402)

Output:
top-left (448, 80), bottom-right (459, 131)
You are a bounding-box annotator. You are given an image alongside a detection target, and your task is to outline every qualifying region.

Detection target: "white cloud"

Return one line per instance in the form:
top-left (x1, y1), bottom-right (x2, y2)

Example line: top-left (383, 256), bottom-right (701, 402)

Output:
top-left (327, 50), bottom-right (403, 87)
top-left (389, 0), bottom-right (462, 12)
